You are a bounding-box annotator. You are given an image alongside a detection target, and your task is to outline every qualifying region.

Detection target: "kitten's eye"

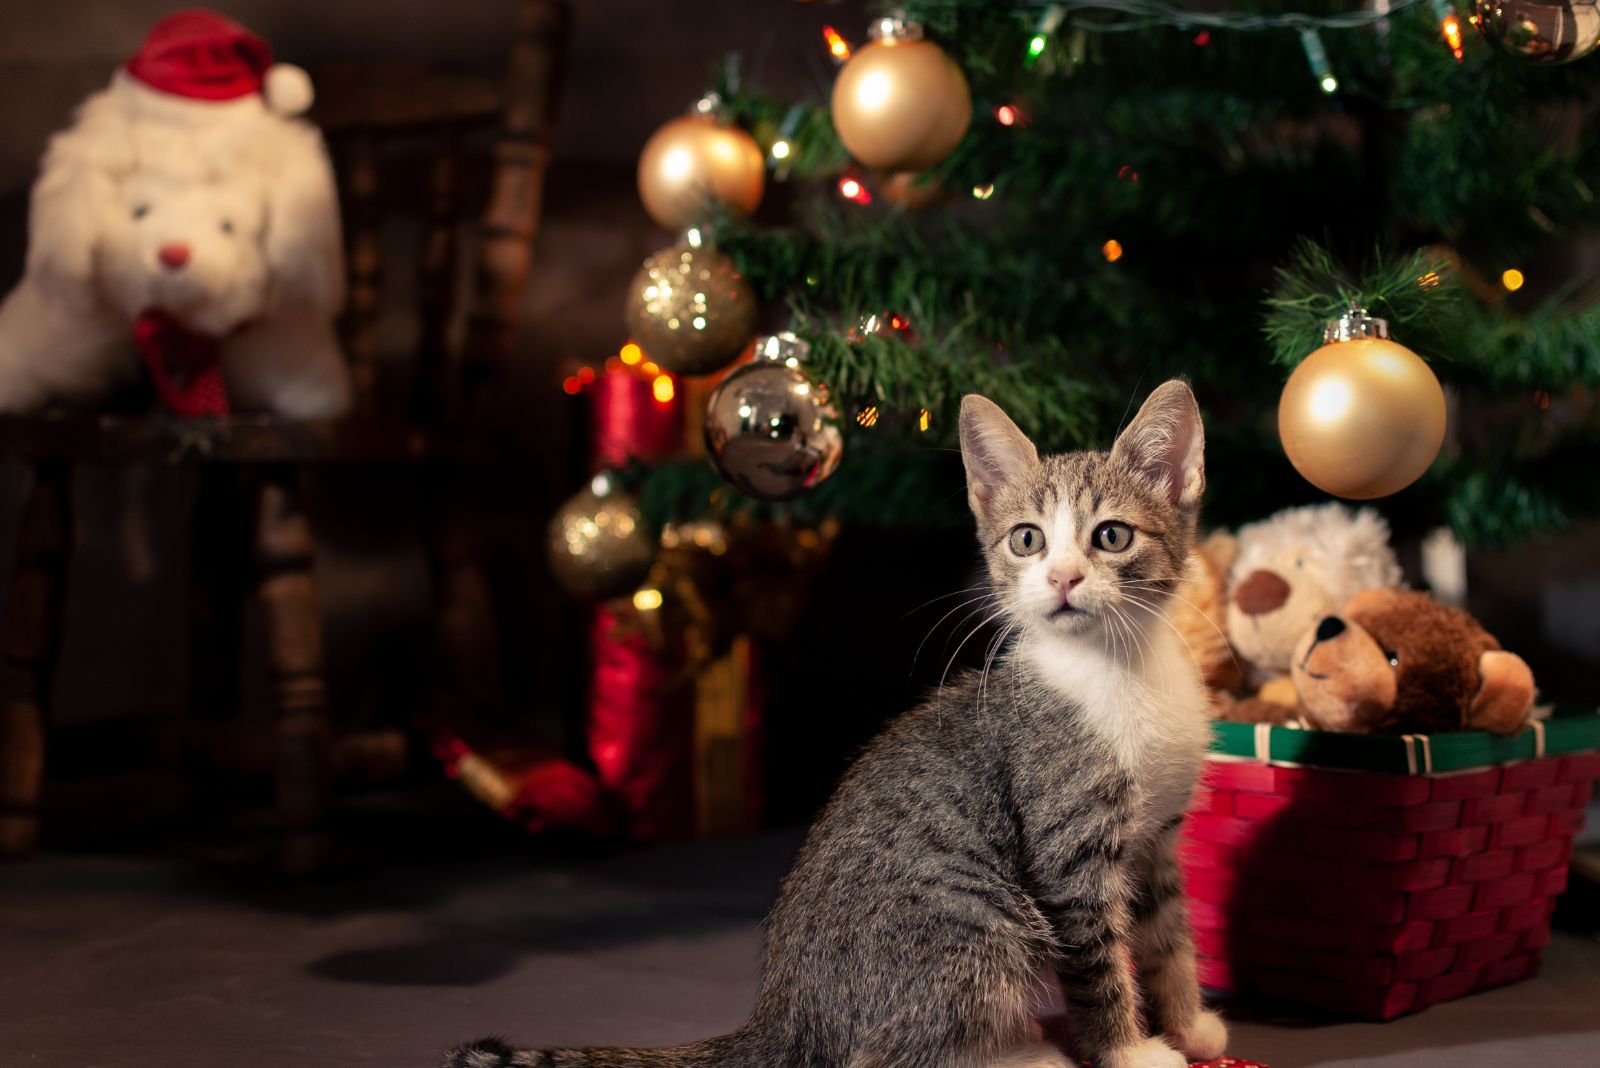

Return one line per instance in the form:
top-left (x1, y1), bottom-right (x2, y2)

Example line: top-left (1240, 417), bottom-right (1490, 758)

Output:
top-left (1385, 650), bottom-right (1400, 667)
top-left (1008, 525), bottom-right (1045, 557)
top-left (220, 219), bottom-right (234, 235)
top-left (131, 205), bottom-right (149, 220)
top-left (1092, 521), bottom-right (1134, 553)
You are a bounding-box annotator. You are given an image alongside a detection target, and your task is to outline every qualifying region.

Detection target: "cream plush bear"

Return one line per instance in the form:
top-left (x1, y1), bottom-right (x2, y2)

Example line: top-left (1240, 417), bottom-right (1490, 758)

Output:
top-left (1222, 502), bottom-right (1402, 717)
top-left (0, 9), bottom-right (349, 418)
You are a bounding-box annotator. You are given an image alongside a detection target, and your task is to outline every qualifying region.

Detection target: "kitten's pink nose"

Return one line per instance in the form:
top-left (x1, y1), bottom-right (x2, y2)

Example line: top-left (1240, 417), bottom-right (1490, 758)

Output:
top-left (158, 243), bottom-right (190, 270)
top-left (1048, 569), bottom-right (1084, 599)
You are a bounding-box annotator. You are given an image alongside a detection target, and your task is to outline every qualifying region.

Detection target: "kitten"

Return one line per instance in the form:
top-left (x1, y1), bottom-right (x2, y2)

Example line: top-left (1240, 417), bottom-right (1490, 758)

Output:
top-left (447, 381), bottom-right (1225, 1068)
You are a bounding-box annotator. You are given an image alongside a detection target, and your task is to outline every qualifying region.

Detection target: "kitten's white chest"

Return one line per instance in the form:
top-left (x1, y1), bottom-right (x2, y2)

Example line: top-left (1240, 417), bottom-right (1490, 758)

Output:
top-left (1025, 626), bottom-right (1209, 826)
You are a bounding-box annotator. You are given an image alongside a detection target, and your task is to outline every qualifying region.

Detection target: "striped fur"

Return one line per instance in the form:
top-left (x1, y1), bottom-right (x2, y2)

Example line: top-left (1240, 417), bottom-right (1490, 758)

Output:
top-left (444, 383), bottom-right (1223, 1068)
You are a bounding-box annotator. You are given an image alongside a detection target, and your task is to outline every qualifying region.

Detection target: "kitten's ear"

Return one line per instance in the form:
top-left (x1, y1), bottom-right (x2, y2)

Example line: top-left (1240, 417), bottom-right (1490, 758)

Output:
top-left (960, 394), bottom-right (1039, 523)
top-left (1111, 379), bottom-right (1205, 512)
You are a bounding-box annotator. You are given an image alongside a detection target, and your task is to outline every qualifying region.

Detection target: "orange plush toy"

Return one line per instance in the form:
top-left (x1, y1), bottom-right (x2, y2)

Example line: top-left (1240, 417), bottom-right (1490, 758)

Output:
top-left (1290, 587), bottom-right (1535, 736)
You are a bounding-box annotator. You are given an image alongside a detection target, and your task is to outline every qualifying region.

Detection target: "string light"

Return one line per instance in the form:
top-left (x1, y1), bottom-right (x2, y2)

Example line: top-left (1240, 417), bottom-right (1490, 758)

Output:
top-left (632, 588), bottom-right (663, 611)
top-left (839, 176), bottom-right (872, 204)
top-left (995, 104), bottom-right (1025, 127)
top-left (562, 376), bottom-right (581, 395)
top-left (1299, 28), bottom-right (1338, 94)
top-left (770, 139), bottom-right (792, 161)
top-left (1433, 0), bottom-right (1466, 60)
top-left (1419, 269), bottom-right (1443, 289)
top-left (1102, 239), bottom-right (1124, 262)
top-left (857, 406), bottom-right (879, 427)
top-left (1024, 5), bottom-right (1067, 67)
top-left (1032, 0), bottom-right (1429, 34)
top-left (1194, 30), bottom-right (1211, 46)
top-left (652, 375), bottom-right (676, 403)
top-left (972, 182), bottom-right (995, 200)
top-left (1502, 268), bottom-right (1525, 292)
top-left (620, 342), bottom-right (642, 365)
top-left (1117, 164), bottom-right (1140, 182)
top-left (823, 25), bottom-right (851, 62)
top-left (919, 409), bottom-right (931, 432)
top-left (641, 360), bottom-right (661, 376)
top-left (577, 366), bottom-right (596, 384)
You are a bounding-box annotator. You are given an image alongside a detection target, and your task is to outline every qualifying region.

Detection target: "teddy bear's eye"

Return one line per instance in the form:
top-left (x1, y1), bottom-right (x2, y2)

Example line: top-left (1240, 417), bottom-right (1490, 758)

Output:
top-left (131, 205), bottom-right (149, 221)
top-left (1385, 650), bottom-right (1400, 667)
top-left (220, 219), bottom-right (234, 235)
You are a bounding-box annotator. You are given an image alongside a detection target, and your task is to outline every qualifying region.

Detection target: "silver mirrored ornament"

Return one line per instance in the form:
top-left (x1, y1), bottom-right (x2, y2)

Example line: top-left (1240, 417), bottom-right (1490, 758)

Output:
top-left (704, 333), bottom-right (844, 500)
top-left (1473, 0), bottom-right (1600, 63)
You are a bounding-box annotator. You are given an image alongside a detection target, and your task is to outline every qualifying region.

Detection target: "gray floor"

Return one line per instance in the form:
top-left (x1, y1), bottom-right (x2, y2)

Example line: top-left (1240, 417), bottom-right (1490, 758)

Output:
top-left (3, 829), bottom-right (1598, 1068)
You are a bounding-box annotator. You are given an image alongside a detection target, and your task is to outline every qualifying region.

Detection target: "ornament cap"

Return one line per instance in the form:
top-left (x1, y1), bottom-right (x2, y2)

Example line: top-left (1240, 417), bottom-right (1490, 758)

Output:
top-left (869, 12), bottom-right (925, 42)
top-left (691, 90), bottom-right (725, 117)
top-left (756, 331), bottom-right (811, 368)
top-left (1324, 306), bottom-right (1390, 343)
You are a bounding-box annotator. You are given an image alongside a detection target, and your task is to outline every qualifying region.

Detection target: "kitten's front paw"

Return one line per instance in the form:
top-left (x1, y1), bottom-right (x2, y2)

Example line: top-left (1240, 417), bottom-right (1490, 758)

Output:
top-left (1099, 1036), bottom-right (1186, 1068)
top-left (1170, 1009), bottom-right (1228, 1061)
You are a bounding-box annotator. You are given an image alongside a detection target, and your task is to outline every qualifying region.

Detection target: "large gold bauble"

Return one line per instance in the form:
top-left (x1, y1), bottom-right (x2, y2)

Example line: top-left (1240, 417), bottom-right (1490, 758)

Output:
top-left (830, 37), bottom-right (972, 172)
top-left (705, 333), bottom-right (844, 500)
top-left (547, 476), bottom-right (655, 600)
top-left (624, 242), bottom-right (757, 376)
top-left (636, 115), bottom-right (765, 231)
top-left (1473, 0), bottom-right (1600, 63)
top-left (1278, 338), bottom-right (1447, 500)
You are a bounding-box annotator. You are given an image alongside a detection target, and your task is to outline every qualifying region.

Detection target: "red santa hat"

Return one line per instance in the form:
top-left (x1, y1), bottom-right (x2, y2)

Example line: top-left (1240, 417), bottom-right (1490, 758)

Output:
top-left (123, 8), bottom-right (313, 116)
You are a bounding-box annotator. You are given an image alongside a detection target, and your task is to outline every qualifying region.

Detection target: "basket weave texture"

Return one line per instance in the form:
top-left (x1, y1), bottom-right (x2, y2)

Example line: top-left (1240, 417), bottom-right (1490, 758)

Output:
top-left (1179, 750), bottom-right (1600, 1019)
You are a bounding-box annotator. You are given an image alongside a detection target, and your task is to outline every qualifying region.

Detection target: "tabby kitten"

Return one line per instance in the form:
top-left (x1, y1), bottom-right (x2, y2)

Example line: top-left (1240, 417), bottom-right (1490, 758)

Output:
top-left (448, 380), bottom-right (1226, 1068)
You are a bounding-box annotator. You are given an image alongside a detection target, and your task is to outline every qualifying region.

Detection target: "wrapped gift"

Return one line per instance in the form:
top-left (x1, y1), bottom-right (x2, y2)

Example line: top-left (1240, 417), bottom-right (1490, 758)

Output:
top-left (1181, 705), bottom-right (1600, 1019)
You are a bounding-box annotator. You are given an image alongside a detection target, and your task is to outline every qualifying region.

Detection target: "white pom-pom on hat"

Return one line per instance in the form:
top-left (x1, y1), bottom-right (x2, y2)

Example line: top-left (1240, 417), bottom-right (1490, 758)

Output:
top-left (263, 63), bottom-right (314, 116)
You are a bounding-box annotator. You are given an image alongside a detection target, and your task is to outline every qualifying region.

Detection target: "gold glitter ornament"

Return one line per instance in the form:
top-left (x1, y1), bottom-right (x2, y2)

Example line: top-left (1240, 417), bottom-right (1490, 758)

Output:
top-left (1472, 0), bottom-right (1600, 63)
top-left (1278, 309), bottom-right (1447, 500)
top-left (624, 234), bottom-right (757, 376)
top-left (546, 473), bottom-right (655, 600)
top-left (705, 332), bottom-right (844, 500)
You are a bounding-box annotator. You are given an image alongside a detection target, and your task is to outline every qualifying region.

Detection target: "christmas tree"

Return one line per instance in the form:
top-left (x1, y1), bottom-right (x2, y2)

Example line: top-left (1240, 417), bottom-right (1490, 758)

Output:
top-left (622, 0), bottom-right (1600, 549)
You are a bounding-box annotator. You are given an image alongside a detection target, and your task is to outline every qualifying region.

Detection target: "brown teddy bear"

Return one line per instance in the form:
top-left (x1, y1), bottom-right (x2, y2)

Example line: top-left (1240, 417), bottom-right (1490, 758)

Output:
top-left (1291, 587), bottom-right (1535, 736)
top-left (1170, 530), bottom-right (1244, 694)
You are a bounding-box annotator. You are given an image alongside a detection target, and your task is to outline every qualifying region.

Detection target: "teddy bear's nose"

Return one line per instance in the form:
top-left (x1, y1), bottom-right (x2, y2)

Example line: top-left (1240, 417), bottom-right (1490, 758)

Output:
top-left (158, 243), bottom-right (191, 270)
top-left (1315, 616), bottom-right (1346, 643)
top-left (1233, 569), bottom-right (1290, 616)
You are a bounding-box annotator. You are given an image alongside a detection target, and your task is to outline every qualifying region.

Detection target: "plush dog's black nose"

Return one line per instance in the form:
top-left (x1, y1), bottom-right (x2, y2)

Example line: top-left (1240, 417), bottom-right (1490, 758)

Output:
top-left (1315, 616), bottom-right (1346, 643)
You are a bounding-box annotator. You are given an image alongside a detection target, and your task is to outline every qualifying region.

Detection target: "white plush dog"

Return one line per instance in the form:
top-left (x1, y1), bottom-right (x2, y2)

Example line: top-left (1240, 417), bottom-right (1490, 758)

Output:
top-left (0, 9), bottom-right (350, 418)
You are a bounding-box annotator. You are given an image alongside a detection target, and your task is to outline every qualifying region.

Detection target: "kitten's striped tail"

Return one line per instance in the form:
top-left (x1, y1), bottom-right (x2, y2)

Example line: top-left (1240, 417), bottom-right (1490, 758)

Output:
top-left (444, 1030), bottom-right (758, 1068)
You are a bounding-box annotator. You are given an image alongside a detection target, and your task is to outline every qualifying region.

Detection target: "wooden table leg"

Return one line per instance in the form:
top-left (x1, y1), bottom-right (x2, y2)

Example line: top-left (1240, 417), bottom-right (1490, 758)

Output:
top-left (0, 460), bottom-right (72, 857)
top-left (253, 468), bottom-right (333, 875)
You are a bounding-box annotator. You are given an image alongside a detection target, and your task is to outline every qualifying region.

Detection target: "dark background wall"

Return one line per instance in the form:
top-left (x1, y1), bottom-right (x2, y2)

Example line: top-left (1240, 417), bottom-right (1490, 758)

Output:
top-left (0, 1), bottom-right (1594, 842)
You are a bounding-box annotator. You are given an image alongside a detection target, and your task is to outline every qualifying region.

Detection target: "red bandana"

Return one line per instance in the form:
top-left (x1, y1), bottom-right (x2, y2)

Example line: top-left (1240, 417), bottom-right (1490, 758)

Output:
top-left (133, 309), bottom-right (231, 417)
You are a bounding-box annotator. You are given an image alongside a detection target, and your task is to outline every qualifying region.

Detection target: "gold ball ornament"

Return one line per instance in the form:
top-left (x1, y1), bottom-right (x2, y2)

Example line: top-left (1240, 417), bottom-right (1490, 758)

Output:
top-left (624, 237), bottom-right (757, 376)
top-left (636, 106), bottom-right (765, 231)
top-left (1278, 311), bottom-right (1447, 500)
top-left (705, 333), bottom-right (844, 500)
top-left (1472, 0), bottom-right (1600, 63)
top-left (830, 17), bottom-right (972, 172)
top-left (547, 474), bottom-right (655, 600)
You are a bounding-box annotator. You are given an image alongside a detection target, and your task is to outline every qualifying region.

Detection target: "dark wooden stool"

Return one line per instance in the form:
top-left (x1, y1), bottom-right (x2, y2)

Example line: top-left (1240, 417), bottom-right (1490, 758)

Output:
top-left (0, 0), bottom-right (571, 872)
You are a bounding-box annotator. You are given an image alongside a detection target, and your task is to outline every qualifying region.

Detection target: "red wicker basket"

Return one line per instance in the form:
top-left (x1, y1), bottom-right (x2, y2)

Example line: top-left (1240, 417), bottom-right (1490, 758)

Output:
top-left (1179, 708), bottom-right (1600, 1020)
